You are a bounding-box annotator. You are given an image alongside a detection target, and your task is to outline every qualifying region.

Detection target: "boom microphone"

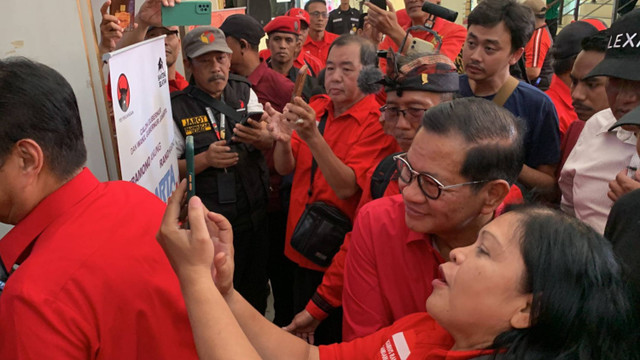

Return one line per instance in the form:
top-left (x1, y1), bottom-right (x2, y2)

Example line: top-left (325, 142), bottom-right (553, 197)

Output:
top-left (357, 66), bottom-right (384, 94)
top-left (421, 2), bottom-right (458, 23)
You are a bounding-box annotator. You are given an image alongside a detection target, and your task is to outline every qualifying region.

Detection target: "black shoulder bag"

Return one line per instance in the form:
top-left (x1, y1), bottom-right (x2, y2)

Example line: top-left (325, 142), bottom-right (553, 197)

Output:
top-left (289, 112), bottom-right (352, 267)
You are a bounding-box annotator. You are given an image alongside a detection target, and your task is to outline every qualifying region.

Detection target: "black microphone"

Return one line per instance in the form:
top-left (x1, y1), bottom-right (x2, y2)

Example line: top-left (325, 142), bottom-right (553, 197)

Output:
top-left (357, 66), bottom-right (384, 94)
top-left (421, 2), bottom-right (458, 23)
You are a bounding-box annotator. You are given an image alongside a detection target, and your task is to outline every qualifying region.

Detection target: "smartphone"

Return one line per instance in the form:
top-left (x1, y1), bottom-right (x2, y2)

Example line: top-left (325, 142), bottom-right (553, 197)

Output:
top-left (369, 0), bottom-right (387, 11)
top-left (292, 65), bottom-right (309, 102)
top-left (162, 1), bottom-right (212, 27)
top-left (186, 135), bottom-right (196, 201)
top-left (110, 0), bottom-right (136, 31)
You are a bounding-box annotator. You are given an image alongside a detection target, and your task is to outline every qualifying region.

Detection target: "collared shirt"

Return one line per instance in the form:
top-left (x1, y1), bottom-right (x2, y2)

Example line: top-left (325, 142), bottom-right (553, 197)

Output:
top-left (326, 6), bottom-right (360, 35)
top-left (560, 108), bottom-right (638, 234)
top-left (459, 74), bottom-right (561, 169)
top-left (284, 94), bottom-right (398, 271)
top-left (342, 195), bottom-right (445, 341)
top-left (546, 74), bottom-right (578, 140)
top-left (169, 71), bottom-right (189, 93)
top-left (247, 60), bottom-right (294, 113)
top-left (378, 17), bottom-right (467, 70)
top-left (319, 312), bottom-right (493, 360)
top-left (0, 168), bottom-right (198, 359)
top-left (303, 31), bottom-right (340, 67)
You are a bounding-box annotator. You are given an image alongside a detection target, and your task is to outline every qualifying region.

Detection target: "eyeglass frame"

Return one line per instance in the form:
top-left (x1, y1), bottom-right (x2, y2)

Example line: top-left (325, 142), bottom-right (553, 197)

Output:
top-left (309, 11), bottom-right (328, 18)
top-left (379, 105), bottom-right (428, 123)
top-left (393, 152), bottom-right (490, 200)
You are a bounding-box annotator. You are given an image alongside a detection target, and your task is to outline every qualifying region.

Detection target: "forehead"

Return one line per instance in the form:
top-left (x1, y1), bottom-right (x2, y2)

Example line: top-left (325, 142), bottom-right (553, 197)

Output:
top-left (307, 2), bottom-right (326, 12)
top-left (407, 129), bottom-right (470, 179)
top-left (327, 43), bottom-right (362, 65)
top-left (481, 212), bottom-right (523, 254)
top-left (572, 51), bottom-right (605, 78)
top-left (467, 22), bottom-right (512, 46)
top-left (269, 32), bottom-right (297, 40)
top-left (386, 90), bottom-right (443, 107)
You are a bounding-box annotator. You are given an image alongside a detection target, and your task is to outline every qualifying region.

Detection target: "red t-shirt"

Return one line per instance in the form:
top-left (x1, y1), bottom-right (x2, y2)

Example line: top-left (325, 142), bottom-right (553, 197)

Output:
top-left (320, 312), bottom-right (494, 360)
top-left (285, 94), bottom-right (398, 271)
top-left (525, 25), bottom-right (552, 69)
top-left (545, 74), bottom-right (577, 140)
top-left (378, 17), bottom-right (467, 70)
top-left (303, 31), bottom-right (340, 67)
top-left (169, 71), bottom-right (189, 93)
top-left (0, 169), bottom-right (198, 359)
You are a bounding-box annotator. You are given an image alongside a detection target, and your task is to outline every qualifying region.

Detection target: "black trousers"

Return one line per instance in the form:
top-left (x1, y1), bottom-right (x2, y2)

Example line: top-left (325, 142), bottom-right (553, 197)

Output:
top-left (292, 265), bottom-right (343, 345)
top-left (266, 209), bottom-right (297, 326)
top-left (233, 219), bottom-right (270, 314)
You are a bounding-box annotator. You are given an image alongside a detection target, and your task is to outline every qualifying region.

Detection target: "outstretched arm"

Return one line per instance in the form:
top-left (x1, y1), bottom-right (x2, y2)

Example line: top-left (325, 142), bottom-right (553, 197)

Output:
top-left (157, 181), bottom-right (319, 360)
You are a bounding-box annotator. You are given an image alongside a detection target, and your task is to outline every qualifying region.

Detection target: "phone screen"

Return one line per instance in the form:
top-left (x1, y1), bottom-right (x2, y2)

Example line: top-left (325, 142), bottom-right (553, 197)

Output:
top-left (370, 0), bottom-right (387, 10)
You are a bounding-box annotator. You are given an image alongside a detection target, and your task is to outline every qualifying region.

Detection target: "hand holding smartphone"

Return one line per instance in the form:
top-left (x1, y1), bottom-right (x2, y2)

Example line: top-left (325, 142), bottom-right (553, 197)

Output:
top-left (179, 135), bottom-right (196, 228)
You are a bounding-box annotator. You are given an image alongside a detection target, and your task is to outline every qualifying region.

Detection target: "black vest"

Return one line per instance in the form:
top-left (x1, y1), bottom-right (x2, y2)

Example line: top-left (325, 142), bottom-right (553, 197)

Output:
top-left (171, 75), bottom-right (268, 230)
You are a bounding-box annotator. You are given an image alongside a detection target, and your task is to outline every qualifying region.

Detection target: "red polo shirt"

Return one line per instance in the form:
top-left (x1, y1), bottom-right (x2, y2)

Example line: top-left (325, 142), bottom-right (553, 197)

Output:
top-left (378, 17), bottom-right (467, 70)
top-left (0, 169), bottom-right (198, 359)
top-left (320, 312), bottom-right (493, 360)
top-left (303, 31), bottom-right (340, 66)
top-left (169, 71), bottom-right (189, 93)
top-left (285, 94), bottom-right (397, 271)
top-left (546, 74), bottom-right (578, 140)
top-left (248, 60), bottom-right (295, 113)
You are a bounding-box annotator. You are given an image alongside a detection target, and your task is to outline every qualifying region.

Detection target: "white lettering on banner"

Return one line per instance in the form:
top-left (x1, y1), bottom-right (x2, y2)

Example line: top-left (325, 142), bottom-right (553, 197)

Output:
top-left (608, 33), bottom-right (640, 49)
top-left (154, 164), bottom-right (177, 202)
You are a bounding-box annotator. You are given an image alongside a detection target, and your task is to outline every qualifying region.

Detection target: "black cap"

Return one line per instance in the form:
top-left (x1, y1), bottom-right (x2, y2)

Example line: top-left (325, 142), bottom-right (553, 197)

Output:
top-left (219, 14), bottom-right (265, 46)
top-left (551, 20), bottom-right (607, 60)
top-left (586, 9), bottom-right (640, 81)
top-left (609, 105), bottom-right (640, 131)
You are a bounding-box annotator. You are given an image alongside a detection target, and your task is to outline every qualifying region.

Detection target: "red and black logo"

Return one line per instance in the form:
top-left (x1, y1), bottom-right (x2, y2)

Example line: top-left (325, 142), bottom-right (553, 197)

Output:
top-left (117, 73), bottom-right (131, 112)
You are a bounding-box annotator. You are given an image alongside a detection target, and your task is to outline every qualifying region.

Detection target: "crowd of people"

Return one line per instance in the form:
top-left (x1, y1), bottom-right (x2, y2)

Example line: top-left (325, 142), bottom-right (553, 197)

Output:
top-left (0, 0), bottom-right (639, 358)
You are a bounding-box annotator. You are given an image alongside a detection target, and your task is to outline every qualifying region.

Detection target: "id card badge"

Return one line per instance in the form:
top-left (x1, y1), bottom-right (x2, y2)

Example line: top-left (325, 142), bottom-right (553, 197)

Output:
top-left (217, 171), bottom-right (237, 204)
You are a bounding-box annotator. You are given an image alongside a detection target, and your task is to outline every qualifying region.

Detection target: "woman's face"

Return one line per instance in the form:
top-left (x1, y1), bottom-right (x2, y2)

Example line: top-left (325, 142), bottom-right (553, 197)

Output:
top-left (426, 212), bottom-right (532, 350)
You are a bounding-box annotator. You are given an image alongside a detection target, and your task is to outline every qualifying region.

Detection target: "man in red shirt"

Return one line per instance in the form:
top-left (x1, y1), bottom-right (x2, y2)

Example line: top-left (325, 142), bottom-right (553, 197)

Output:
top-left (522, 0), bottom-right (554, 90)
top-left (546, 19), bottom-right (607, 140)
top-left (265, 35), bottom-right (397, 344)
top-left (0, 58), bottom-right (198, 359)
top-left (366, 0), bottom-right (467, 65)
top-left (303, 0), bottom-right (340, 66)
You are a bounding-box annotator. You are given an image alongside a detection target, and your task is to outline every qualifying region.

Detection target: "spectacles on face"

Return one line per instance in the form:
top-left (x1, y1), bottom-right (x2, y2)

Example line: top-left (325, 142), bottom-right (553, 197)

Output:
top-left (309, 11), bottom-right (328, 18)
top-left (393, 153), bottom-right (489, 200)
top-left (145, 29), bottom-right (179, 40)
top-left (380, 105), bottom-right (427, 124)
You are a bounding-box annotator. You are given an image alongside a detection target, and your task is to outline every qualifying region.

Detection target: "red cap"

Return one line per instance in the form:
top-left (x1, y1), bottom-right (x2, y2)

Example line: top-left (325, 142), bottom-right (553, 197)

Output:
top-left (264, 16), bottom-right (301, 35)
top-left (285, 8), bottom-right (310, 26)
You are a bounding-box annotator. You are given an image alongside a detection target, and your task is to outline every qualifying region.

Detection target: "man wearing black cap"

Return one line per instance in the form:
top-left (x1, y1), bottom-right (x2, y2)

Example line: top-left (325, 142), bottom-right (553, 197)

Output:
top-left (546, 19), bottom-right (607, 139)
top-left (559, 9), bottom-right (640, 234)
top-left (170, 26), bottom-right (271, 313)
top-left (220, 14), bottom-right (295, 113)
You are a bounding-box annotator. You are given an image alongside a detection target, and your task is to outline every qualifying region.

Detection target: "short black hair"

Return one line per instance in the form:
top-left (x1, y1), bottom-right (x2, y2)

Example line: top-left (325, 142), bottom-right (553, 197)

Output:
top-left (467, 0), bottom-right (535, 52)
top-left (581, 30), bottom-right (609, 53)
top-left (327, 34), bottom-right (377, 67)
top-left (491, 206), bottom-right (637, 360)
top-left (0, 57), bottom-right (86, 179)
top-left (421, 97), bottom-right (524, 188)
top-left (304, 0), bottom-right (326, 11)
top-left (552, 56), bottom-right (575, 75)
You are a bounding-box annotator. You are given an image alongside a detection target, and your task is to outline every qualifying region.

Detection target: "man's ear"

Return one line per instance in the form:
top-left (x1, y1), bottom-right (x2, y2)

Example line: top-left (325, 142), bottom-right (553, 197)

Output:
top-left (510, 294), bottom-right (533, 329)
top-left (509, 47), bottom-right (525, 66)
top-left (15, 139), bottom-right (45, 180)
top-left (480, 179), bottom-right (510, 215)
top-left (184, 57), bottom-right (192, 72)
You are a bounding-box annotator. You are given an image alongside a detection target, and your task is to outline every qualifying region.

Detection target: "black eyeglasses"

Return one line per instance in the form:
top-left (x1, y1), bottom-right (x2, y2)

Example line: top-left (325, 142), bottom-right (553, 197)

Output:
top-left (393, 153), bottom-right (489, 200)
top-left (380, 105), bottom-right (427, 123)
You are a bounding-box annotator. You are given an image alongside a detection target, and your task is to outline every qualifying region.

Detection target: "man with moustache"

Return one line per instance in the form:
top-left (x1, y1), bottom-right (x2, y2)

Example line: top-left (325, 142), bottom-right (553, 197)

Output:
top-left (170, 26), bottom-right (272, 313)
top-left (560, 9), bottom-right (640, 234)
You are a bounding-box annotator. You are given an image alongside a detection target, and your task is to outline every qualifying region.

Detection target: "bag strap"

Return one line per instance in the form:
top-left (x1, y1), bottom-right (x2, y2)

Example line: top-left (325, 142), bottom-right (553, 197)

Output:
top-left (308, 112), bottom-right (330, 196)
top-left (188, 86), bottom-right (244, 124)
top-left (370, 152), bottom-right (402, 200)
top-left (492, 76), bottom-right (519, 107)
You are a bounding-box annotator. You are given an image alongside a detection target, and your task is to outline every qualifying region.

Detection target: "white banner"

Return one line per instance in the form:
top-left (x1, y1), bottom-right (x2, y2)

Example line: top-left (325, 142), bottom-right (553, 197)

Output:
top-left (107, 36), bottom-right (178, 202)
